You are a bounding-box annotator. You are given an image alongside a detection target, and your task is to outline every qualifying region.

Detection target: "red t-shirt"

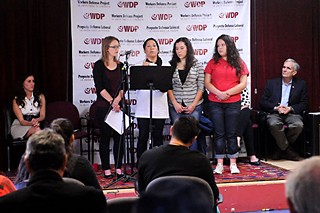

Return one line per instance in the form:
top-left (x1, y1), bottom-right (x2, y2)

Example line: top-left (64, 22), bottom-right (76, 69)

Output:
top-left (204, 58), bottom-right (249, 103)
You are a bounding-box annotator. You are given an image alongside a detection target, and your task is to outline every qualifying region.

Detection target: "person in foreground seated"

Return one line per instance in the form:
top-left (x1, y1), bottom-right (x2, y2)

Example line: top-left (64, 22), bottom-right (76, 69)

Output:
top-left (0, 175), bottom-right (16, 196)
top-left (14, 118), bottom-right (101, 190)
top-left (285, 156), bottom-right (320, 213)
top-left (137, 116), bottom-right (219, 202)
top-left (0, 129), bottom-right (106, 213)
top-left (260, 58), bottom-right (307, 161)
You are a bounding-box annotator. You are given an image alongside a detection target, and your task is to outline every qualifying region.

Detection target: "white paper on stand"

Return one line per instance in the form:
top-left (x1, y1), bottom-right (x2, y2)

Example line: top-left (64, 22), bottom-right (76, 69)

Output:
top-left (105, 110), bottom-right (129, 135)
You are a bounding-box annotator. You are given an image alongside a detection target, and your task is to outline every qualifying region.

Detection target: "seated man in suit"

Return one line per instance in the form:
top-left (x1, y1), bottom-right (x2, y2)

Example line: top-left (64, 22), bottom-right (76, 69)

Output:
top-left (0, 129), bottom-right (106, 213)
top-left (286, 156), bottom-right (320, 213)
top-left (137, 116), bottom-right (219, 203)
top-left (260, 58), bottom-right (308, 161)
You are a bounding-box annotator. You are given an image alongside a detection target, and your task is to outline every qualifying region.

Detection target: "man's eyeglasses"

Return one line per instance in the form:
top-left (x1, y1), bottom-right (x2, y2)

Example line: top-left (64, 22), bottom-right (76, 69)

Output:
top-left (108, 45), bottom-right (121, 49)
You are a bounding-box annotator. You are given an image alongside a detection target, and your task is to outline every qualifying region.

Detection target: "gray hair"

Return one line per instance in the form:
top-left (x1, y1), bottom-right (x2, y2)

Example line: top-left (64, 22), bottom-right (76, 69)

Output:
top-left (25, 129), bottom-right (66, 172)
top-left (285, 58), bottom-right (300, 72)
top-left (285, 156), bottom-right (320, 213)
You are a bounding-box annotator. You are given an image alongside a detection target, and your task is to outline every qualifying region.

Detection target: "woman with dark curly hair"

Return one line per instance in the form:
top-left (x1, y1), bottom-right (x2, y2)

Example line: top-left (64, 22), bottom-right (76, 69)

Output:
top-left (10, 73), bottom-right (46, 139)
top-left (168, 37), bottom-right (204, 123)
top-left (204, 34), bottom-right (249, 174)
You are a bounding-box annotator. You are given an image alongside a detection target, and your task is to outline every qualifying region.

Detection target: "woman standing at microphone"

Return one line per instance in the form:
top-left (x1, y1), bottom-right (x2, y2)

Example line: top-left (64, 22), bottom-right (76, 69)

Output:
top-left (92, 36), bottom-right (125, 178)
top-left (134, 38), bottom-right (169, 165)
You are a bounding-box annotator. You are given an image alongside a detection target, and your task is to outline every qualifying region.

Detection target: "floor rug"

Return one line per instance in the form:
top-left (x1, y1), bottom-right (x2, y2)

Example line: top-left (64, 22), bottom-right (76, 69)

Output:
top-left (2, 161), bottom-right (289, 190)
top-left (213, 161), bottom-right (289, 184)
top-left (96, 161), bottom-right (289, 190)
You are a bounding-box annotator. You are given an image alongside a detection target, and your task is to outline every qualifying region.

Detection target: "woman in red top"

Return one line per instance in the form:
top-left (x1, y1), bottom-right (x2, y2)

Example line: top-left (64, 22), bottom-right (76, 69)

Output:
top-left (204, 34), bottom-right (249, 174)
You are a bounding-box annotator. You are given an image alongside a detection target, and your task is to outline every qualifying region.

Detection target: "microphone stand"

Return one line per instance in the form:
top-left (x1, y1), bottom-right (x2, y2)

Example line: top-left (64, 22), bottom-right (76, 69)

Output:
top-left (104, 53), bottom-right (136, 189)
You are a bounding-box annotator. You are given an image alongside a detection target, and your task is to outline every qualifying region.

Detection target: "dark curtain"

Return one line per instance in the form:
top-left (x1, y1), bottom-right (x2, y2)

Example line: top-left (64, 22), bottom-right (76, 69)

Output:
top-left (251, 0), bottom-right (320, 110)
top-left (0, 0), bottom-right (319, 169)
top-left (0, 0), bottom-right (70, 169)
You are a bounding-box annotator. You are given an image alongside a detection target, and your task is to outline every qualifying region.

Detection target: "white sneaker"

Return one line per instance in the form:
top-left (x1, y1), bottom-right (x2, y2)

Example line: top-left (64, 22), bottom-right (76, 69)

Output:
top-left (214, 163), bottom-right (224, 174)
top-left (230, 163), bottom-right (240, 174)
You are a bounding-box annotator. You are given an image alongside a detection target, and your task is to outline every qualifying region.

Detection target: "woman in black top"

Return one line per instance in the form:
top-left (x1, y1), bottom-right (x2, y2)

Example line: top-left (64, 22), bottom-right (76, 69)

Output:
top-left (92, 36), bottom-right (125, 178)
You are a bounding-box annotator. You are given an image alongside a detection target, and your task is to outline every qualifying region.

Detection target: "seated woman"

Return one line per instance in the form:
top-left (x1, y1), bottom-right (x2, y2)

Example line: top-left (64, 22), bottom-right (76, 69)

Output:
top-left (10, 73), bottom-right (46, 139)
top-left (236, 87), bottom-right (260, 165)
top-left (15, 118), bottom-right (101, 189)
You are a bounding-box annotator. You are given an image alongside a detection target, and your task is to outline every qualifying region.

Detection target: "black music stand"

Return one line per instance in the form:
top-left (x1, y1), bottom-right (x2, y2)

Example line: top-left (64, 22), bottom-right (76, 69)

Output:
top-left (130, 66), bottom-right (173, 149)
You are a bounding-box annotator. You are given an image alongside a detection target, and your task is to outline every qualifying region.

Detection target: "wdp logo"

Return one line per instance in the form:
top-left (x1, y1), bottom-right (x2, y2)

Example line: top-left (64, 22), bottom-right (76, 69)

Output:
top-left (83, 13), bottom-right (105, 20)
top-left (83, 38), bottom-right (103, 45)
top-left (118, 26), bottom-right (139, 32)
top-left (231, 36), bottom-right (239, 43)
top-left (151, 14), bottom-right (173, 20)
top-left (219, 12), bottom-right (239, 19)
top-left (194, 49), bottom-right (208, 55)
top-left (186, 24), bottom-right (207, 31)
top-left (84, 62), bottom-right (95, 69)
top-left (184, 1), bottom-right (205, 8)
top-left (158, 38), bottom-right (174, 45)
top-left (117, 1), bottom-right (138, 8)
top-left (84, 88), bottom-right (96, 94)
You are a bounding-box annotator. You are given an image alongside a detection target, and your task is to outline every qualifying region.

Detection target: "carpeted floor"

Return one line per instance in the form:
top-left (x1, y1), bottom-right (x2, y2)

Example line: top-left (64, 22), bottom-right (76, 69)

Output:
top-left (96, 161), bottom-right (289, 190)
top-left (2, 161), bottom-right (289, 190)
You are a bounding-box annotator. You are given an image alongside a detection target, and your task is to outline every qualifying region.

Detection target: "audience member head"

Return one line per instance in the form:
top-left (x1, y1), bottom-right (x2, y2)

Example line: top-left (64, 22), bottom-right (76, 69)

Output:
top-left (50, 118), bottom-right (74, 155)
top-left (0, 175), bottom-right (16, 196)
top-left (101, 35), bottom-right (120, 65)
top-left (171, 116), bottom-right (200, 145)
top-left (134, 177), bottom-right (213, 213)
top-left (213, 34), bottom-right (241, 75)
top-left (24, 129), bottom-right (67, 176)
top-left (15, 72), bottom-right (41, 108)
top-left (285, 156), bottom-right (320, 213)
top-left (170, 37), bottom-right (196, 71)
top-left (143, 37), bottom-right (162, 66)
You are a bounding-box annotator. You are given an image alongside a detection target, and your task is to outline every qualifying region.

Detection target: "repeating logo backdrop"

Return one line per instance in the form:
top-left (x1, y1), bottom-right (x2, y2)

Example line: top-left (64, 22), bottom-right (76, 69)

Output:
top-left (70, 0), bottom-right (251, 161)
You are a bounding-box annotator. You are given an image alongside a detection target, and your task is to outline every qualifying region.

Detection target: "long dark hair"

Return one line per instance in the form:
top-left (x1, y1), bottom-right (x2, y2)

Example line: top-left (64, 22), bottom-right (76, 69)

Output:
top-left (143, 37), bottom-right (162, 66)
top-left (15, 73), bottom-right (41, 108)
top-left (50, 118), bottom-right (74, 155)
top-left (169, 37), bottom-right (196, 71)
top-left (213, 34), bottom-right (242, 76)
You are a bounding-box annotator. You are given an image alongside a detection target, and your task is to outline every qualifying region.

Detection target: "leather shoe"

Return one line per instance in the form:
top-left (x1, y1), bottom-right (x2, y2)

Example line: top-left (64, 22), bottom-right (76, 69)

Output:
top-left (249, 160), bottom-right (261, 166)
top-left (281, 147), bottom-right (303, 161)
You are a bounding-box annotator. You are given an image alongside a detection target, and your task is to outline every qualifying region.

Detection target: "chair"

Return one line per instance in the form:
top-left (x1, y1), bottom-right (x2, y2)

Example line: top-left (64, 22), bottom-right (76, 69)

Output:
top-left (145, 175), bottom-right (222, 213)
top-left (88, 101), bottom-right (102, 164)
top-left (45, 101), bottom-right (90, 161)
top-left (62, 177), bottom-right (85, 186)
top-left (106, 197), bottom-right (139, 213)
top-left (3, 104), bottom-right (28, 171)
top-left (257, 110), bottom-right (307, 159)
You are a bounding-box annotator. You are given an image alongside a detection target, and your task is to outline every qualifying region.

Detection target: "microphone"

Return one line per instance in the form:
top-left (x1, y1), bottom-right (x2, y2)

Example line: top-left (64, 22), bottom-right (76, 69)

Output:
top-left (120, 50), bottom-right (133, 56)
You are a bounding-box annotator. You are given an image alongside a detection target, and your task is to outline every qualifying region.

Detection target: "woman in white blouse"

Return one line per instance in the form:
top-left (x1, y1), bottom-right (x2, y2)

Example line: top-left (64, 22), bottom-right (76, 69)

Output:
top-left (11, 73), bottom-right (46, 139)
top-left (135, 38), bottom-right (169, 163)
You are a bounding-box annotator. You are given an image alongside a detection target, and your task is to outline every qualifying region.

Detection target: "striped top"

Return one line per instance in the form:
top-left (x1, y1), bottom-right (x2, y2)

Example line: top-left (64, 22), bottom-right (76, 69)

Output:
top-left (170, 62), bottom-right (204, 106)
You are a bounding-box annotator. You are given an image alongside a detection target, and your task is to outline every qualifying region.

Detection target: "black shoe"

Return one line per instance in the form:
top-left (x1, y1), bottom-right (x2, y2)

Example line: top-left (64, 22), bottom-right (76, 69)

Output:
top-left (249, 160), bottom-right (261, 166)
top-left (282, 147), bottom-right (303, 161)
top-left (104, 174), bottom-right (113, 179)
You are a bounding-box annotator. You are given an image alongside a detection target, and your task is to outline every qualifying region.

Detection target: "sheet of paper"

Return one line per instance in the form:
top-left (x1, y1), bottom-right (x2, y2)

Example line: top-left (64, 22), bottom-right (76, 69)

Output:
top-left (105, 110), bottom-right (129, 135)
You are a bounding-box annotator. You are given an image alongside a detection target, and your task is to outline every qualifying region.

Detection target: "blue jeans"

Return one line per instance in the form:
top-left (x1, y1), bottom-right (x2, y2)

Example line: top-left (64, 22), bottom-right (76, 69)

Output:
top-left (207, 101), bottom-right (241, 159)
top-left (169, 104), bottom-right (202, 124)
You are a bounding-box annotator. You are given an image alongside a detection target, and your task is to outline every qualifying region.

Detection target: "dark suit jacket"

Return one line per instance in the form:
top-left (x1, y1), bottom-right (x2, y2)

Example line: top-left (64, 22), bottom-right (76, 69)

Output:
top-left (260, 77), bottom-right (308, 114)
top-left (0, 170), bottom-right (106, 213)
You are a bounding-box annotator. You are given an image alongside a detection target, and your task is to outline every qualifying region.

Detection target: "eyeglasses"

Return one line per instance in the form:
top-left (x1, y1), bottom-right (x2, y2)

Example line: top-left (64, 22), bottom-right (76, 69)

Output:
top-left (108, 45), bottom-right (121, 49)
